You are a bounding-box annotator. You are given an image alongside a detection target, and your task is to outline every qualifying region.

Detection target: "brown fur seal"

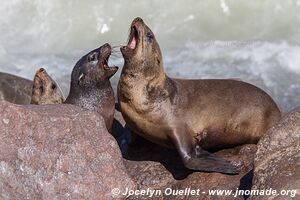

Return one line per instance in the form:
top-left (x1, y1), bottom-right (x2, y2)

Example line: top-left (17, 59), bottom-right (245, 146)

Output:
top-left (117, 17), bottom-right (281, 174)
top-left (65, 43), bottom-right (118, 132)
top-left (31, 68), bottom-right (65, 104)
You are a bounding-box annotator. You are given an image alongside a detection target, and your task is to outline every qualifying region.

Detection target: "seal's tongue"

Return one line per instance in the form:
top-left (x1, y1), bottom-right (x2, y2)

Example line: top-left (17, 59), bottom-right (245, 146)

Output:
top-left (129, 36), bottom-right (136, 49)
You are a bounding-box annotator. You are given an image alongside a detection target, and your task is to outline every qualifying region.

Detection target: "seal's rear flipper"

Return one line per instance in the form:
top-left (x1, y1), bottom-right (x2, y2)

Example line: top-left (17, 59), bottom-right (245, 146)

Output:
top-left (184, 146), bottom-right (239, 175)
top-left (171, 128), bottom-right (239, 175)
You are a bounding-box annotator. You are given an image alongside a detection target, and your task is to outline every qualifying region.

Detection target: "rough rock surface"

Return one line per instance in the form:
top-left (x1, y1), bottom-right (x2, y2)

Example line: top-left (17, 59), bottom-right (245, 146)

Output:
top-left (167, 145), bottom-right (256, 200)
top-left (111, 109), bottom-right (126, 140)
top-left (124, 135), bottom-right (257, 200)
top-left (251, 108), bottom-right (300, 200)
top-left (0, 72), bottom-right (32, 104)
top-left (0, 100), bottom-right (135, 200)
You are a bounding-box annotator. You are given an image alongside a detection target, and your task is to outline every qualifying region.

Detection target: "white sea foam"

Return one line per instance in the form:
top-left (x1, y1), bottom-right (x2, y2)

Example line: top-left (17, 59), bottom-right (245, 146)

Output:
top-left (0, 0), bottom-right (299, 110)
top-left (164, 41), bottom-right (300, 111)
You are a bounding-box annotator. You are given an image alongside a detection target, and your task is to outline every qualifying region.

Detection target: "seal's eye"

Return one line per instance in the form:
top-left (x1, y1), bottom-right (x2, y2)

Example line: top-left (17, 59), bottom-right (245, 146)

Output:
top-left (146, 32), bottom-right (154, 42)
top-left (88, 52), bottom-right (97, 62)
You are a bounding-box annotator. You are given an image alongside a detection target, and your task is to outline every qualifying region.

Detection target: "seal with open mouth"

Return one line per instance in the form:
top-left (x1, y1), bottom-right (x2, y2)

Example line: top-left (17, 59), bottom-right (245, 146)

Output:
top-left (117, 17), bottom-right (281, 174)
top-left (65, 43), bottom-right (118, 132)
top-left (31, 68), bottom-right (65, 105)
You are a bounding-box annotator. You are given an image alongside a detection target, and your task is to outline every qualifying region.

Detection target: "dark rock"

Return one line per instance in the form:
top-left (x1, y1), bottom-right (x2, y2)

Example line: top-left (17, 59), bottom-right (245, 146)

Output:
top-left (0, 100), bottom-right (136, 200)
top-left (123, 137), bottom-right (182, 200)
top-left (123, 134), bottom-right (257, 200)
top-left (0, 72), bottom-right (33, 104)
top-left (167, 145), bottom-right (257, 200)
top-left (124, 160), bottom-right (175, 200)
top-left (251, 108), bottom-right (300, 200)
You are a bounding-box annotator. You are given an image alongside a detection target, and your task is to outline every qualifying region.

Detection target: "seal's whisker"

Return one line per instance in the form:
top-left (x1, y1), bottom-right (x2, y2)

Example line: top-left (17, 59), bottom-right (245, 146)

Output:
top-left (106, 56), bottom-right (119, 65)
top-left (112, 45), bottom-right (123, 49)
top-left (110, 50), bottom-right (122, 56)
top-left (110, 54), bottom-right (121, 58)
top-left (108, 60), bottom-right (118, 67)
top-left (111, 49), bottom-right (121, 53)
top-left (106, 54), bottom-right (120, 66)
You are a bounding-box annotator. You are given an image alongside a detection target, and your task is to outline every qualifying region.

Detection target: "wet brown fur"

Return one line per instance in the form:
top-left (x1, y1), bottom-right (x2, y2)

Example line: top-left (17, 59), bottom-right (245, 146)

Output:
top-left (31, 68), bottom-right (64, 105)
top-left (118, 18), bottom-right (281, 173)
top-left (65, 44), bottom-right (118, 133)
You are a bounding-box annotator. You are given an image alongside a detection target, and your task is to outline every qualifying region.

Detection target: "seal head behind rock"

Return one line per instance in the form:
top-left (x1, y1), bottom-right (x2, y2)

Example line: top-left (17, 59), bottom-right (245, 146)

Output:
top-left (118, 18), bottom-right (281, 174)
top-left (31, 68), bottom-right (64, 105)
top-left (65, 43), bottom-right (118, 132)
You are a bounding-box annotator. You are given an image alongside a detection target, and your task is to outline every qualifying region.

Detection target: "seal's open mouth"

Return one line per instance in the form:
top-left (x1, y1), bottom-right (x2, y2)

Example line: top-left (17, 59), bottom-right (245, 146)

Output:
top-left (99, 44), bottom-right (118, 77)
top-left (121, 25), bottom-right (139, 54)
top-left (102, 54), bottom-right (110, 70)
top-left (100, 44), bottom-right (113, 70)
top-left (128, 25), bottom-right (138, 50)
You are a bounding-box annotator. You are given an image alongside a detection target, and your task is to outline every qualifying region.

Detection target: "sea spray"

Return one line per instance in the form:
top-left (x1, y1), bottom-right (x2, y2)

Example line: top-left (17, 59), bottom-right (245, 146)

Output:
top-left (0, 0), bottom-right (299, 110)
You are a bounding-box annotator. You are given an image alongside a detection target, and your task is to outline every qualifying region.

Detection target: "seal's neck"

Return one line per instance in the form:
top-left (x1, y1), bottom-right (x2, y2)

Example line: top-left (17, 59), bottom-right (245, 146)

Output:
top-left (118, 60), bottom-right (178, 106)
top-left (65, 79), bottom-right (114, 109)
top-left (121, 59), bottom-right (165, 82)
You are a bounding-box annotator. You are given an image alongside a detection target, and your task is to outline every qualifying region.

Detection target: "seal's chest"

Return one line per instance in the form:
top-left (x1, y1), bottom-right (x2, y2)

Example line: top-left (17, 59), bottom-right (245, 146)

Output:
top-left (120, 100), bottom-right (170, 143)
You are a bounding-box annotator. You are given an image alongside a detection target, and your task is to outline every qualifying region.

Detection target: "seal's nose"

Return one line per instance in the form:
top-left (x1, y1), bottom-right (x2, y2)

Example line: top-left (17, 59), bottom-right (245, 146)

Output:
top-left (132, 17), bottom-right (144, 24)
top-left (102, 43), bottom-right (111, 49)
top-left (100, 43), bottom-right (111, 54)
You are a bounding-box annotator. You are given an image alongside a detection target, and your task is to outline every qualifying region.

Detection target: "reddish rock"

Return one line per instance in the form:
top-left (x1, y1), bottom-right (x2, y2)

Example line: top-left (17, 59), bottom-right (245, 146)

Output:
top-left (124, 160), bottom-right (174, 200)
top-left (123, 137), bottom-right (182, 200)
top-left (0, 72), bottom-right (32, 104)
top-left (0, 100), bottom-right (135, 200)
top-left (123, 135), bottom-right (257, 200)
top-left (167, 145), bottom-right (257, 200)
top-left (251, 108), bottom-right (300, 200)
top-left (112, 109), bottom-right (126, 140)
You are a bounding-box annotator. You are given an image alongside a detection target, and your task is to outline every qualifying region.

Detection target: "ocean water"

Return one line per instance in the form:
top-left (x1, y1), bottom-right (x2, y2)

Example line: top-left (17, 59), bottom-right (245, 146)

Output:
top-left (0, 0), bottom-right (299, 111)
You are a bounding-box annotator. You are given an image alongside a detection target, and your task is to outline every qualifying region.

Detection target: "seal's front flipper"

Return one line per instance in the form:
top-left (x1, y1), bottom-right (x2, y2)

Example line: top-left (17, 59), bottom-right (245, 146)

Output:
top-left (171, 128), bottom-right (239, 175)
top-left (186, 145), bottom-right (239, 175)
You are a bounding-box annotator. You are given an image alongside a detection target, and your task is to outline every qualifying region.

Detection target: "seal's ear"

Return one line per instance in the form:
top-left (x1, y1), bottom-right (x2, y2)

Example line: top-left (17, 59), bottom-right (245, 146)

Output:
top-left (78, 73), bottom-right (85, 85)
top-left (105, 66), bottom-right (118, 79)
